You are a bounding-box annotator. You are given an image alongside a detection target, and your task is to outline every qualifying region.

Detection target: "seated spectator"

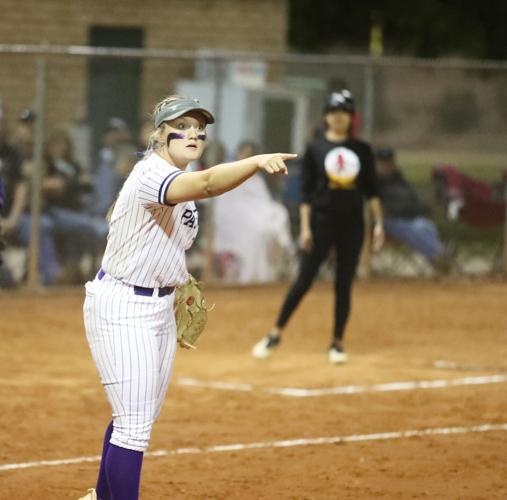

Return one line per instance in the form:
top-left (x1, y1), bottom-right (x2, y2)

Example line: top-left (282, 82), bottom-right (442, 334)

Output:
top-left (199, 140), bottom-right (226, 170)
top-left (42, 129), bottom-right (109, 282)
top-left (0, 108), bottom-right (50, 285)
top-left (0, 104), bottom-right (19, 262)
top-left (44, 128), bottom-right (92, 211)
top-left (0, 171), bottom-right (13, 287)
top-left (113, 143), bottom-right (137, 181)
top-left (375, 147), bottom-right (452, 273)
top-left (88, 117), bottom-right (132, 218)
top-left (11, 108), bottom-right (36, 161)
top-left (212, 141), bottom-right (294, 283)
top-left (2, 117), bottom-right (108, 286)
top-left (138, 118), bottom-right (154, 152)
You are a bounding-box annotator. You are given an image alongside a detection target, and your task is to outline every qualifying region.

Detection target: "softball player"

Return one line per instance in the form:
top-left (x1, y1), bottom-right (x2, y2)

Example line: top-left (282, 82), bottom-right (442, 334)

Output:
top-left (80, 94), bottom-right (296, 500)
top-left (252, 90), bottom-right (385, 364)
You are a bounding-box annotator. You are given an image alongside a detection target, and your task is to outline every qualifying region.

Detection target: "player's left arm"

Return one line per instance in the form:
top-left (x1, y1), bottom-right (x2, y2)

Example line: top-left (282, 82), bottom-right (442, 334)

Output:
top-left (361, 143), bottom-right (384, 251)
top-left (368, 197), bottom-right (385, 251)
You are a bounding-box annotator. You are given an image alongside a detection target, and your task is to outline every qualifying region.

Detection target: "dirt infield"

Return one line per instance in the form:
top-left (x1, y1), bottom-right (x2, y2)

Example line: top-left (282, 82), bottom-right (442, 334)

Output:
top-left (1, 279), bottom-right (506, 499)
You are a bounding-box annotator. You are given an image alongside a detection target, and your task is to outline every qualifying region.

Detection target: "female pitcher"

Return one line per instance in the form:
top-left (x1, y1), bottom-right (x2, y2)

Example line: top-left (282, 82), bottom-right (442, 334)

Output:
top-left (80, 94), bottom-right (295, 500)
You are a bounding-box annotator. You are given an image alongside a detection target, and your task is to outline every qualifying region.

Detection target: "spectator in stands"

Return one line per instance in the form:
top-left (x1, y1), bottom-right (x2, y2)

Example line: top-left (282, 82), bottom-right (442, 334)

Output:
top-left (0, 105), bottom-right (23, 243)
top-left (199, 139), bottom-right (226, 170)
top-left (42, 129), bottom-right (108, 283)
top-left (11, 108), bottom-right (36, 161)
top-left (113, 143), bottom-right (138, 181)
top-left (212, 141), bottom-right (294, 283)
top-left (138, 118), bottom-right (154, 152)
top-left (375, 147), bottom-right (451, 272)
top-left (88, 117), bottom-right (132, 218)
top-left (0, 108), bottom-right (63, 285)
top-left (0, 104), bottom-right (19, 287)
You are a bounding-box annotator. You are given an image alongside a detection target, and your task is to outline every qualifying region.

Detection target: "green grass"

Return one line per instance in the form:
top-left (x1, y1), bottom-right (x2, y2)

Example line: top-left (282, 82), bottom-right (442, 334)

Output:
top-left (394, 149), bottom-right (506, 252)
top-left (397, 150), bottom-right (507, 185)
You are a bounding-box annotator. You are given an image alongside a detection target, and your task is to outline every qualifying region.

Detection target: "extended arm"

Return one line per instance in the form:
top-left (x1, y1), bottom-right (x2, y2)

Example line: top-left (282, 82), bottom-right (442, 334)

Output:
top-left (166, 153), bottom-right (296, 204)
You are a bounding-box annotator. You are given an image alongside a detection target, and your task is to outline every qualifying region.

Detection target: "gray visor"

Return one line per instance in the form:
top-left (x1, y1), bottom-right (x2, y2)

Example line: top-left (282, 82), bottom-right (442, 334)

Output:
top-left (154, 98), bottom-right (215, 128)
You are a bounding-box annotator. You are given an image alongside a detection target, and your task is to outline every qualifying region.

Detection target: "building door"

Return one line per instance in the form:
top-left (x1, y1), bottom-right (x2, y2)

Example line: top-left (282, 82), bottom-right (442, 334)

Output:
top-left (87, 26), bottom-right (144, 163)
top-left (262, 97), bottom-right (295, 153)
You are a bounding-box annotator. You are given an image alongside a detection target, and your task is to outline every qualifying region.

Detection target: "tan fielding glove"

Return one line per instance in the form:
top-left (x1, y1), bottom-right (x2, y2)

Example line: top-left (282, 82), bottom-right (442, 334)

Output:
top-left (174, 275), bottom-right (212, 349)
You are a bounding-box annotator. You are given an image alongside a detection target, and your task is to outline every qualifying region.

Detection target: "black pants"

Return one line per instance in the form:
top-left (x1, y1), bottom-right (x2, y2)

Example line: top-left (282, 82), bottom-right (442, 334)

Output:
top-left (276, 210), bottom-right (364, 343)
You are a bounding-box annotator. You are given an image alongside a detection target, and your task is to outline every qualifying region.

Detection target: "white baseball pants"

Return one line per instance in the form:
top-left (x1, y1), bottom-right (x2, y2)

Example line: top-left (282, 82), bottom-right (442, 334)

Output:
top-left (83, 274), bottom-right (177, 452)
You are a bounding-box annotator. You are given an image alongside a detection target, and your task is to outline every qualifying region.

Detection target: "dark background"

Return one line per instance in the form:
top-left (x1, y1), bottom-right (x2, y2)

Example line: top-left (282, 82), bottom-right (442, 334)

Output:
top-left (289, 0), bottom-right (507, 59)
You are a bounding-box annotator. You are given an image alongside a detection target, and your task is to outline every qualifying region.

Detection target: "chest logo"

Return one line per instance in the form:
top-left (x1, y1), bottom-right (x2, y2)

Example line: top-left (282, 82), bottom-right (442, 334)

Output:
top-left (324, 147), bottom-right (360, 188)
top-left (182, 208), bottom-right (198, 228)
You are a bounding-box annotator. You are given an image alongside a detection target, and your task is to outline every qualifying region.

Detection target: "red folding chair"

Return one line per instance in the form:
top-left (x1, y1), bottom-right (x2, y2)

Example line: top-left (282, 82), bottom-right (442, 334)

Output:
top-left (432, 164), bottom-right (506, 273)
top-left (433, 164), bottom-right (505, 227)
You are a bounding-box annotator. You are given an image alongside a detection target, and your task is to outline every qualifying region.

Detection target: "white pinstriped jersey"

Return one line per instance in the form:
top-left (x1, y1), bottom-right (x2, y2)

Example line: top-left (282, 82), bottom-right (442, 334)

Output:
top-left (101, 153), bottom-right (198, 288)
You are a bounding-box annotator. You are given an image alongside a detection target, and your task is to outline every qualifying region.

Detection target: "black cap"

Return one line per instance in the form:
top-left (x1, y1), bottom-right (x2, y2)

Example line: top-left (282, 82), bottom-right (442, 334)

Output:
top-left (376, 147), bottom-right (395, 160)
top-left (324, 90), bottom-right (355, 114)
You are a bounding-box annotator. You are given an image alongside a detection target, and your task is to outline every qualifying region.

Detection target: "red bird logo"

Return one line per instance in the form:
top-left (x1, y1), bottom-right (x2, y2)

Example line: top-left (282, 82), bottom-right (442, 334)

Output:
top-left (336, 154), bottom-right (346, 171)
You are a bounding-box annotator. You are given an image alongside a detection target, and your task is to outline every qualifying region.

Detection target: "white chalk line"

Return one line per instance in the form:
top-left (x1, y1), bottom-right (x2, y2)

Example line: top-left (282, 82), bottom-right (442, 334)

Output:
top-left (178, 379), bottom-right (255, 392)
top-left (177, 374), bottom-right (507, 397)
top-left (1, 422), bottom-right (506, 473)
top-left (434, 360), bottom-right (507, 372)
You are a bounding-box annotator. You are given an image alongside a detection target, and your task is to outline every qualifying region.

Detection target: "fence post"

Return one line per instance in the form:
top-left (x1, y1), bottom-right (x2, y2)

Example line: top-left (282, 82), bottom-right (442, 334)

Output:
top-left (200, 56), bottom-right (225, 283)
top-left (27, 56), bottom-right (47, 290)
top-left (358, 62), bottom-right (376, 278)
top-left (504, 182), bottom-right (507, 276)
top-left (212, 55), bottom-right (225, 141)
top-left (362, 63), bottom-right (375, 142)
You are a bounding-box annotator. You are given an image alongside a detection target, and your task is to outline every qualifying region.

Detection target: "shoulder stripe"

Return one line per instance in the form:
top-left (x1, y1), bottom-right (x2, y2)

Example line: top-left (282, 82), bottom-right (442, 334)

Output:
top-left (159, 170), bottom-right (184, 206)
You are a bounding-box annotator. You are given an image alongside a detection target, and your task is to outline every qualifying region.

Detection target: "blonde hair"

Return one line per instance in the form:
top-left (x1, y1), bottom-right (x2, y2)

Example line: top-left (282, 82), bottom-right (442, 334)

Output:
top-left (143, 94), bottom-right (188, 157)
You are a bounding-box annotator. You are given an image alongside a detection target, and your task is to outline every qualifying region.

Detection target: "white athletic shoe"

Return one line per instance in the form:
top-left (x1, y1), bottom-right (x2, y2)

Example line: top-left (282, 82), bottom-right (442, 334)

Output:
top-left (251, 334), bottom-right (280, 359)
top-left (78, 488), bottom-right (97, 500)
top-left (328, 345), bottom-right (348, 364)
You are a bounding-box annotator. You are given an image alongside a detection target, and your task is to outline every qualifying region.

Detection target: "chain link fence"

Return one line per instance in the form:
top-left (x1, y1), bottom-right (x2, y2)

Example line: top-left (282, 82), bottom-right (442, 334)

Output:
top-left (0, 44), bottom-right (506, 287)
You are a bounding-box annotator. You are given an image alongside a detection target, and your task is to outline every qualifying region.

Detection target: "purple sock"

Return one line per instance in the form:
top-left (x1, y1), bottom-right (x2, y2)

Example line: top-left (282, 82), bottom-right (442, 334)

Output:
top-left (96, 421), bottom-right (113, 500)
top-left (105, 444), bottom-right (144, 500)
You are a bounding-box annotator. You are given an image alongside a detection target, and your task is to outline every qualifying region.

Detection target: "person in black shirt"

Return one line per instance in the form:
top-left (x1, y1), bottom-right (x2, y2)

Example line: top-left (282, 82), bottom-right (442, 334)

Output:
top-left (375, 147), bottom-right (447, 268)
top-left (0, 176), bottom-right (5, 267)
top-left (252, 90), bottom-right (385, 364)
top-left (0, 110), bottom-right (26, 287)
top-left (41, 129), bottom-right (108, 283)
top-left (0, 109), bottom-right (65, 285)
top-left (0, 111), bottom-right (25, 234)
